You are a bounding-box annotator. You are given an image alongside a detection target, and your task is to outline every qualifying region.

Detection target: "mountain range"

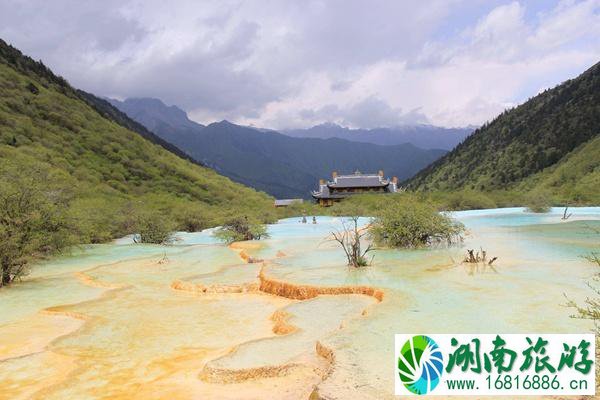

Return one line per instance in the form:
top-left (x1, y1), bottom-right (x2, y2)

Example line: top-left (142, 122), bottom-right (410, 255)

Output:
top-left (408, 60), bottom-right (600, 203)
top-left (108, 98), bottom-right (448, 199)
top-left (282, 123), bottom-right (473, 150)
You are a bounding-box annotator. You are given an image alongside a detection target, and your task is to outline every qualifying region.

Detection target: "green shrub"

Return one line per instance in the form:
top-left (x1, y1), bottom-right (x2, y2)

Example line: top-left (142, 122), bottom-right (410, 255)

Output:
top-left (371, 196), bottom-right (465, 248)
top-left (329, 193), bottom-right (400, 217)
top-left (133, 214), bottom-right (174, 245)
top-left (174, 207), bottom-right (210, 232)
top-left (0, 163), bottom-right (74, 286)
top-left (435, 190), bottom-right (497, 211)
top-left (68, 196), bottom-right (127, 243)
top-left (524, 190), bottom-right (553, 213)
top-left (213, 216), bottom-right (269, 243)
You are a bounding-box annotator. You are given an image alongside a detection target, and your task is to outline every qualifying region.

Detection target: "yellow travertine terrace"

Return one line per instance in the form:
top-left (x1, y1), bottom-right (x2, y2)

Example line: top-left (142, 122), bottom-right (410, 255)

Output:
top-left (0, 208), bottom-right (598, 399)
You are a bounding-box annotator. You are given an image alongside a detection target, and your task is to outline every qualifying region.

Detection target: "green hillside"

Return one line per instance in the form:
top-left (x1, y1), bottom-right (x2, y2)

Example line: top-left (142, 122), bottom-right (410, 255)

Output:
top-left (408, 61), bottom-right (600, 203)
top-left (0, 40), bottom-right (274, 244)
top-left (516, 134), bottom-right (600, 202)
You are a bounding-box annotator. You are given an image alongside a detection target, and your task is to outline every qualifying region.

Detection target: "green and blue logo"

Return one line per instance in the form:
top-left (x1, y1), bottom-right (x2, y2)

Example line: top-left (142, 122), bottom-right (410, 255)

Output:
top-left (397, 335), bottom-right (444, 395)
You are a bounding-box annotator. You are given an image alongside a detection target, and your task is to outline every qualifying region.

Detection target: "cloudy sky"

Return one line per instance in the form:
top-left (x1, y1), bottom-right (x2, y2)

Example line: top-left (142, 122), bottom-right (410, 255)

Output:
top-left (1, 0), bottom-right (599, 129)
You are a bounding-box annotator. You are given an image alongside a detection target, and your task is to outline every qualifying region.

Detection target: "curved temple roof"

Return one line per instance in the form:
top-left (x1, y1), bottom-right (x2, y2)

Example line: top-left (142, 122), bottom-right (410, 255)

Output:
top-left (327, 174), bottom-right (389, 188)
top-left (312, 172), bottom-right (396, 199)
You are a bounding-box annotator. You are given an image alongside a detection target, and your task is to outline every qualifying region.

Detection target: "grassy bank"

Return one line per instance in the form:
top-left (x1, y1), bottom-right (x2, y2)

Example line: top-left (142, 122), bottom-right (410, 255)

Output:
top-left (274, 189), bottom-right (595, 221)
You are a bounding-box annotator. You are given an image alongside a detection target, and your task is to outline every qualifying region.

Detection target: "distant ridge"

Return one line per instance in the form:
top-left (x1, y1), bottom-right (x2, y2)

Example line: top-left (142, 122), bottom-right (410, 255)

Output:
top-left (109, 97), bottom-right (448, 199)
top-left (79, 91), bottom-right (203, 166)
top-left (107, 98), bottom-right (202, 132)
top-left (408, 61), bottom-right (600, 202)
top-left (282, 123), bottom-right (473, 150)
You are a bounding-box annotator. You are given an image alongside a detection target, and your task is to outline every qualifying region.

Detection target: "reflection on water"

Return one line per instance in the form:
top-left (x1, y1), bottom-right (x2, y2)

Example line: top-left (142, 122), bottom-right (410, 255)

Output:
top-left (0, 208), bottom-right (598, 399)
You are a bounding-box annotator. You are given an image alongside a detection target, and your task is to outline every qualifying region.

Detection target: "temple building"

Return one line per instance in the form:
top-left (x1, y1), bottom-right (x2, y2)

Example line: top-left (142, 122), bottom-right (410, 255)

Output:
top-left (311, 170), bottom-right (399, 206)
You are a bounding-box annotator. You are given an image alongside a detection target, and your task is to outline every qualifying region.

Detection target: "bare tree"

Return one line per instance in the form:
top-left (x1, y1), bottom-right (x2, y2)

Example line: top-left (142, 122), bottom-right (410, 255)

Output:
top-left (463, 248), bottom-right (498, 265)
top-left (330, 216), bottom-right (374, 267)
top-left (562, 206), bottom-right (572, 220)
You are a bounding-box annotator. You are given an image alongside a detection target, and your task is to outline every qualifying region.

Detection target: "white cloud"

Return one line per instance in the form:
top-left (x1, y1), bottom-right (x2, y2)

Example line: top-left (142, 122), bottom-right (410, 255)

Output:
top-left (0, 0), bottom-right (598, 128)
top-left (528, 0), bottom-right (600, 51)
top-left (231, 0), bottom-right (600, 128)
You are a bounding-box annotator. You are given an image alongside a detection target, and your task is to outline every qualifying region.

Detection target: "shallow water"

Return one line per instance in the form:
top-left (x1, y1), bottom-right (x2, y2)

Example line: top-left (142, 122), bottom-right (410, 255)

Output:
top-left (0, 208), bottom-right (598, 399)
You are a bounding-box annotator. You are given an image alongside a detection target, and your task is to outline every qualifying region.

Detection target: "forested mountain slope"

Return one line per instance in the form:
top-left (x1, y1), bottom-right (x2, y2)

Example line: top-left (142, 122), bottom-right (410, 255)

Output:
top-left (516, 134), bottom-right (600, 202)
top-left (408, 61), bottom-right (600, 202)
top-left (0, 39), bottom-right (273, 243)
